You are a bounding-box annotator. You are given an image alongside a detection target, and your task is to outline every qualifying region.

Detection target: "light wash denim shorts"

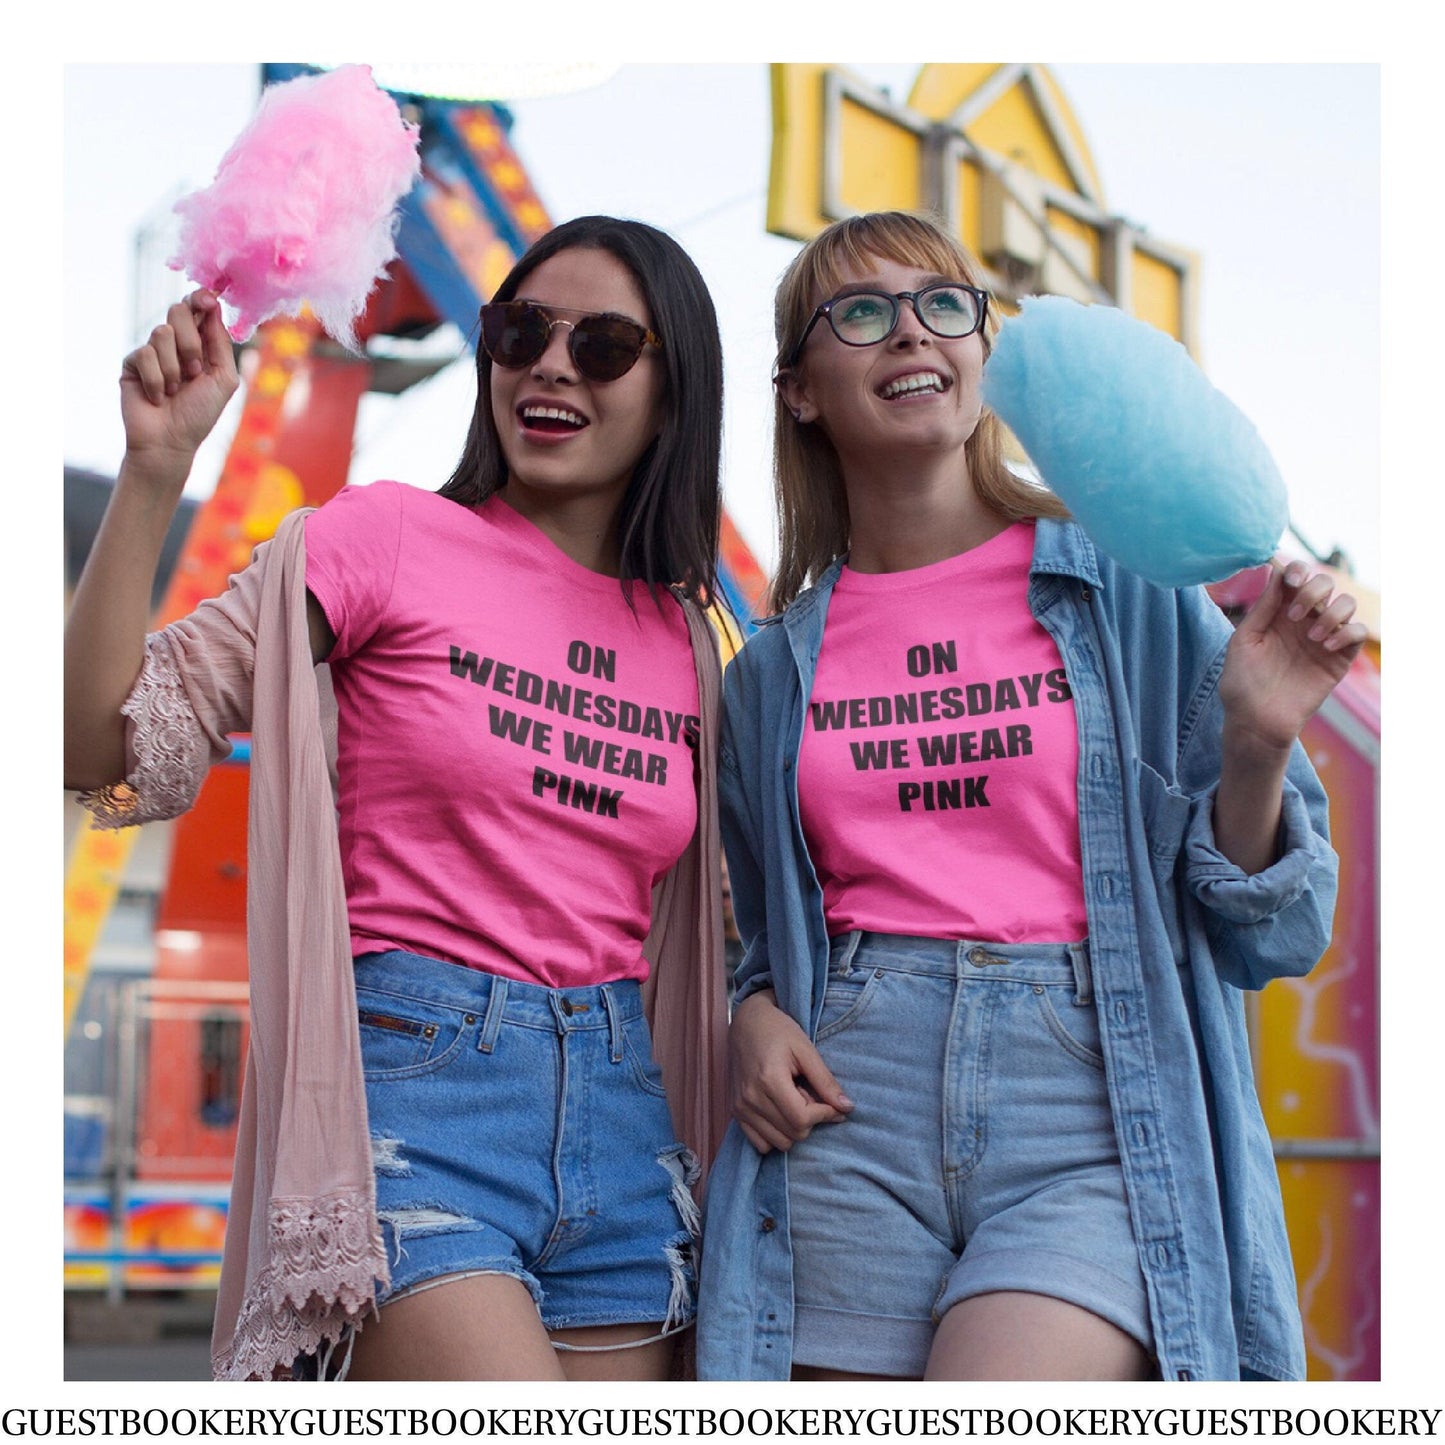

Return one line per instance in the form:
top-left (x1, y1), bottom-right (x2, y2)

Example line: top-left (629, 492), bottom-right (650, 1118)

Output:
top-left (786, 932), bottom-right (1151, 1377)
top-left (354, 950), bottom-right (700, 1341)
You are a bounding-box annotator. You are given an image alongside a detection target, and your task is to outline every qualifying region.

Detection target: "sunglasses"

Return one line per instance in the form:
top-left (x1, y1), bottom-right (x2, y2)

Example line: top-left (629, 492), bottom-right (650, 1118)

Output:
top-left (784, 283), bottom-right (988, 370)
top-left (480, 300), bottom-right (663, 383)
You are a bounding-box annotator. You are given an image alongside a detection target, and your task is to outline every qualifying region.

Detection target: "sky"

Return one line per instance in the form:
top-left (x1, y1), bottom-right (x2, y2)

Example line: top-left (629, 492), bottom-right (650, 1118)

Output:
top-left (62, 62), bottom-right (1381, 591)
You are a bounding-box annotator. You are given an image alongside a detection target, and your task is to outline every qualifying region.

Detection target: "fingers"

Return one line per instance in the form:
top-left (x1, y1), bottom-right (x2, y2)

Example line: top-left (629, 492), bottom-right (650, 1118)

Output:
top-left (1315, 614), bottom-right (1368, 659)
top-left (121, 303), bottom-right (200, 403)
top-left (192, 289), bottom-right (239, 383)
top-left (735, 1086), bottom-right (844, 1154)
top-left (1236, 561), bottom-right (1286, 636)
top-left (727, 991), bottom-right (855, 1155)
top-left (1243, 561), bottom-right (1363, 652)
top-left (1282, 566), bottom-right (1336, 624)
top-left (738, 1121), bottom-right (775, 1155)
top-left (119, 289), bottom-right (237, 409)
top-left (1279, 564), bottom-right (1365, 654)
top-left (792, 1044), bottom-right (854, 1116)
top-left (120, 343), bottom-right (167, 405)
top-left (733, 1047), bottom-right (851, 1152)
top-left (1306, 592), bottom-right (1360, 650)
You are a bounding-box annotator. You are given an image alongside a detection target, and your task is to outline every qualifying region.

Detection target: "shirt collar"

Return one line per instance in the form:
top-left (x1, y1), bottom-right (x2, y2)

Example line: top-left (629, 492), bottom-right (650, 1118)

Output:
top-left (1030, 515), bottom-right (1103, 587)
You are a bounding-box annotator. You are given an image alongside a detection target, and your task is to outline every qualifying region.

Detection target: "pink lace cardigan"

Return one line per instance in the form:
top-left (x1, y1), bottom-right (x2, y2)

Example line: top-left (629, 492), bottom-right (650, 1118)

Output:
top-left (81, 508), bottom-right (731, 1380)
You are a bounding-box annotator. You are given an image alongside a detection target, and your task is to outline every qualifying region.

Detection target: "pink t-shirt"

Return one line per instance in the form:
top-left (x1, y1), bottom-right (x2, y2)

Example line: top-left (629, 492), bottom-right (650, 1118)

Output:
top-left (304, 482), bottom-right (701, 988)
top-left (798, 520), bottom-right (1087, 943)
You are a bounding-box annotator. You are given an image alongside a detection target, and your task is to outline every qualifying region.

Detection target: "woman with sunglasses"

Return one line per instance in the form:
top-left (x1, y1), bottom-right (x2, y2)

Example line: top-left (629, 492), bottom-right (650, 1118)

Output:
top-left (65, 216), bottom-right (730, 1380)
top-left (696, 211), bottom-right (1364, 1382)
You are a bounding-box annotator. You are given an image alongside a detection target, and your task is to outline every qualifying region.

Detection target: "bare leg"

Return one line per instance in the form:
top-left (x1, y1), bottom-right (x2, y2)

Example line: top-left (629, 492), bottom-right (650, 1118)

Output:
top-left (792, 1364), bottom-right (904, 1382)
top-left (349, 1274), bottom-right (565, 1381)
top-left (925, 1291), bottom-right (1155, 1381)
top-left (552, 1322), bottom-right (678, 1382)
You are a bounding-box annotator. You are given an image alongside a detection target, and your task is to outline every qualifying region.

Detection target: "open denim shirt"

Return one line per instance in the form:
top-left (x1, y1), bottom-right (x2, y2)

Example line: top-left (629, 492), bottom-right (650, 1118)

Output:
top-left (697, 518), bottom-right (1335, 1381)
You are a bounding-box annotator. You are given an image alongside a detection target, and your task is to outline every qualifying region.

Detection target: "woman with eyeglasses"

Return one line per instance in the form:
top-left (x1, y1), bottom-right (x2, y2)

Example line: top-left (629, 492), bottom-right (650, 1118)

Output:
top-left (64, 216), bottom-right (730, 1380)
top-left (695, 210), bottom-right (1364, 1382)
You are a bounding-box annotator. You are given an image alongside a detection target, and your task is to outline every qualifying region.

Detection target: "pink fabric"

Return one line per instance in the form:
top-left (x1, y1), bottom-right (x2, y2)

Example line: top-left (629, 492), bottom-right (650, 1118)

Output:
top-left (169, 65), bottom-right (421, 348)
top-left (305, 484), bottom-right (703, 988)
top-left (799, 521), bottom-right (1088, 943)
top-left (81, 506), bottom-right (729, 1380)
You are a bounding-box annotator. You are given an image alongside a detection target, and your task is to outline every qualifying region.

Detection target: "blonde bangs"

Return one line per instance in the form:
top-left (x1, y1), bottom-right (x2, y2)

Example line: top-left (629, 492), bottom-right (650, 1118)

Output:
top-left (768, 211), bottom-right (1065, 613)
top-left (775, 212), bottom-right (992, 369)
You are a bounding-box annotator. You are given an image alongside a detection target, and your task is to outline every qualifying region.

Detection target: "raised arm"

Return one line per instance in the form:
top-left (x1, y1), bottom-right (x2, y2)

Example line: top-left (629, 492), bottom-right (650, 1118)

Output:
top-left (1212, 561), bottom-right (1367, 874)
top-left (64, 290), bottom-right (240, 791)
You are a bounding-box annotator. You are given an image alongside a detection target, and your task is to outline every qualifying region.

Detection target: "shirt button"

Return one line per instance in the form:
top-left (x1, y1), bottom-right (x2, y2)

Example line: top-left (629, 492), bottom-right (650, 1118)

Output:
top-left (760, 1216), bottom-right (776, 1233)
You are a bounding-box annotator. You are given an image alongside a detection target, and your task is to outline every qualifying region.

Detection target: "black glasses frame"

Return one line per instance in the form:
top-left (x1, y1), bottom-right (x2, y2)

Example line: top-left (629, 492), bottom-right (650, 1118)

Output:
top-left (479, 300), bottom-right (663, 382)
top-left (783, 283), bottom-right (988, 371)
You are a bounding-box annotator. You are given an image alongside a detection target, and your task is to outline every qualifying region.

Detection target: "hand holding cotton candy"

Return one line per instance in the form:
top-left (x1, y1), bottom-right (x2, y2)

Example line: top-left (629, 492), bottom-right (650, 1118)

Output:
top-left (979, 295), bottom-right (1288, 588)
top-left (168, 65), bottom-right (422, 350)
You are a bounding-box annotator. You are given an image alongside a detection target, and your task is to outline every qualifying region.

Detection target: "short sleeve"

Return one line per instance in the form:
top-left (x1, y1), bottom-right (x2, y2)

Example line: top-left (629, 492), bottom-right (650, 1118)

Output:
top-left (303, 482), bottom-right (405, 659)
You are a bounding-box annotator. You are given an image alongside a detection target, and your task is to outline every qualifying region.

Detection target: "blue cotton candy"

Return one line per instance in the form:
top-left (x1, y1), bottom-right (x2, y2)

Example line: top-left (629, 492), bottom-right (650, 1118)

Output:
top-left (980, 295), bottom-right (1288, 589)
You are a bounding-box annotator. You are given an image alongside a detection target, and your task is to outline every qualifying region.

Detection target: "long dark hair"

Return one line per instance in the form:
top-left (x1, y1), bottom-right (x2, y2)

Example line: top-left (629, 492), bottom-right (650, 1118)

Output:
top-left (438, 215), bottom-right (724, 610)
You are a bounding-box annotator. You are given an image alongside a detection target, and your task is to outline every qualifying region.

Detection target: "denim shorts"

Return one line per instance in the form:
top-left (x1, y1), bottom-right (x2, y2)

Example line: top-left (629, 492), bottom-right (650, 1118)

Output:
top-left (354, 950), bottom-right (700, 1341)
top-left (786, 932), bottom-right (1151, 1377)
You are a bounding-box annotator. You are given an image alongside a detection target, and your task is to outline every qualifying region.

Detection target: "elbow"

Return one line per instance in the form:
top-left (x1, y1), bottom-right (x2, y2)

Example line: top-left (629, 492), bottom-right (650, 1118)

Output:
top-left (63, 728), bottom-right (128, 796)
top-left (1207, 891), bottom-right (1335, 990)
top-left (64, 764), bottom-right (123, 795)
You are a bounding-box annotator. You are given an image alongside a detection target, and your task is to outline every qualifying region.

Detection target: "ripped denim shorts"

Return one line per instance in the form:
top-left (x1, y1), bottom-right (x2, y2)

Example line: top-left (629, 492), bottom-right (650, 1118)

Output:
top-left (354, 949), bottom-right (699, 1342)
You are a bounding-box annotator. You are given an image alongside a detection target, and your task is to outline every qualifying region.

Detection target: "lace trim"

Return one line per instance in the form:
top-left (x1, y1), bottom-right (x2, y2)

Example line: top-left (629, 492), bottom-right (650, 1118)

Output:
top-left (78, 780), bottom-right (143, 828)
top-left (78, 635), bottom-right (210, 828)
top-left (212, 1189), bottom-right (389, 1382)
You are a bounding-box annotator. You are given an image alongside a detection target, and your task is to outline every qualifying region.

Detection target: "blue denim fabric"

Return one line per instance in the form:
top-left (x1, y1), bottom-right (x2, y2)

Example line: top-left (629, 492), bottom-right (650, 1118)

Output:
top-left (355, 950), bottom-right (700, 1336)
top-left (697, 518), bottom-right (1335, 1382)
top-left (788, 932), bottom-right (1150, 1377)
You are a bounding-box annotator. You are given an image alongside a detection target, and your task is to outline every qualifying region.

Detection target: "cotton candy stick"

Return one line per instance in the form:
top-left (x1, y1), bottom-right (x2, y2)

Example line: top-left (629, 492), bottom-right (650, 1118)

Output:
top-left (169, 65), bottom-right (422, 350)
top-left (980, 295), bottom-right (1288, 588)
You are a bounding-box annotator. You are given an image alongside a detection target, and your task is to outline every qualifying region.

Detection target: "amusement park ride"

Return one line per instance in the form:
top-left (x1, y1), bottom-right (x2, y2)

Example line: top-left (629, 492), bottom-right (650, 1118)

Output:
top-left (62, 64), bottom-right (1380, 1380)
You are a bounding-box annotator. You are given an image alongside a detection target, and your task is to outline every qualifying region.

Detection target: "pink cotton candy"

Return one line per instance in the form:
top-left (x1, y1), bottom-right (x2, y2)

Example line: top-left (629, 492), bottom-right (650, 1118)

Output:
top-left (169, 65), bottom-right (421, 349)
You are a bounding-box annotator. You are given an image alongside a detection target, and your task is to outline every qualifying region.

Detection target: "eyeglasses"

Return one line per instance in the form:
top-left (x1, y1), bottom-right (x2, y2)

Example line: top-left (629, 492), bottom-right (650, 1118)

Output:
top-left (480, 300), bottom-right (663, 383)
top-left (784, 283), bottom-right (988, 370)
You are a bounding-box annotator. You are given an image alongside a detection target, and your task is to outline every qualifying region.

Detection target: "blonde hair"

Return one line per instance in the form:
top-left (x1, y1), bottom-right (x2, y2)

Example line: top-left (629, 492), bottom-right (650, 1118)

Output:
top-left (768, 210), bottom-right (1067, 612)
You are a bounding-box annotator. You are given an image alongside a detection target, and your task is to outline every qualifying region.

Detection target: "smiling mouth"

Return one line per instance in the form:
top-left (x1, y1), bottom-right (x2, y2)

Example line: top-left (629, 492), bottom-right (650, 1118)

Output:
top-left (878, 372), bottom-right (948, 400)
top-left (520, 404), bottom-right (588, 433)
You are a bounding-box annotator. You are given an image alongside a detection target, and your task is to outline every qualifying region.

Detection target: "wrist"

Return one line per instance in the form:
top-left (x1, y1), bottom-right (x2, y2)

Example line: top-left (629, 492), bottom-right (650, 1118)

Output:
top-left (118, 445), bottom-right (195, 494)
top-left (733, 987), bottom-right (778, 1020)
top-left (1220, 718), bottom-right (1295, 775)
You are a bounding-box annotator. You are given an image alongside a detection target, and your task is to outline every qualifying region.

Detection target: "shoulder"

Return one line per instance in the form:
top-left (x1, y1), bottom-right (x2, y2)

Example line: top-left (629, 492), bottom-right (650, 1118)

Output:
top-left (311, 480), bottom-right (479, 530)
top-left (1040, 519), bottom-right (1224, 632)
top-left (722, 590), bottom-right (822, 727)
top-left (314, 478), bottom-right (404, 514)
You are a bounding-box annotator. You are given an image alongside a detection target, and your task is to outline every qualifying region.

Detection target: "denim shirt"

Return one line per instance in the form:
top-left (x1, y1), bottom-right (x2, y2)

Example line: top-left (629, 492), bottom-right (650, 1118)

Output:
top-left (696, 518), bottom-right (1335, 1382)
